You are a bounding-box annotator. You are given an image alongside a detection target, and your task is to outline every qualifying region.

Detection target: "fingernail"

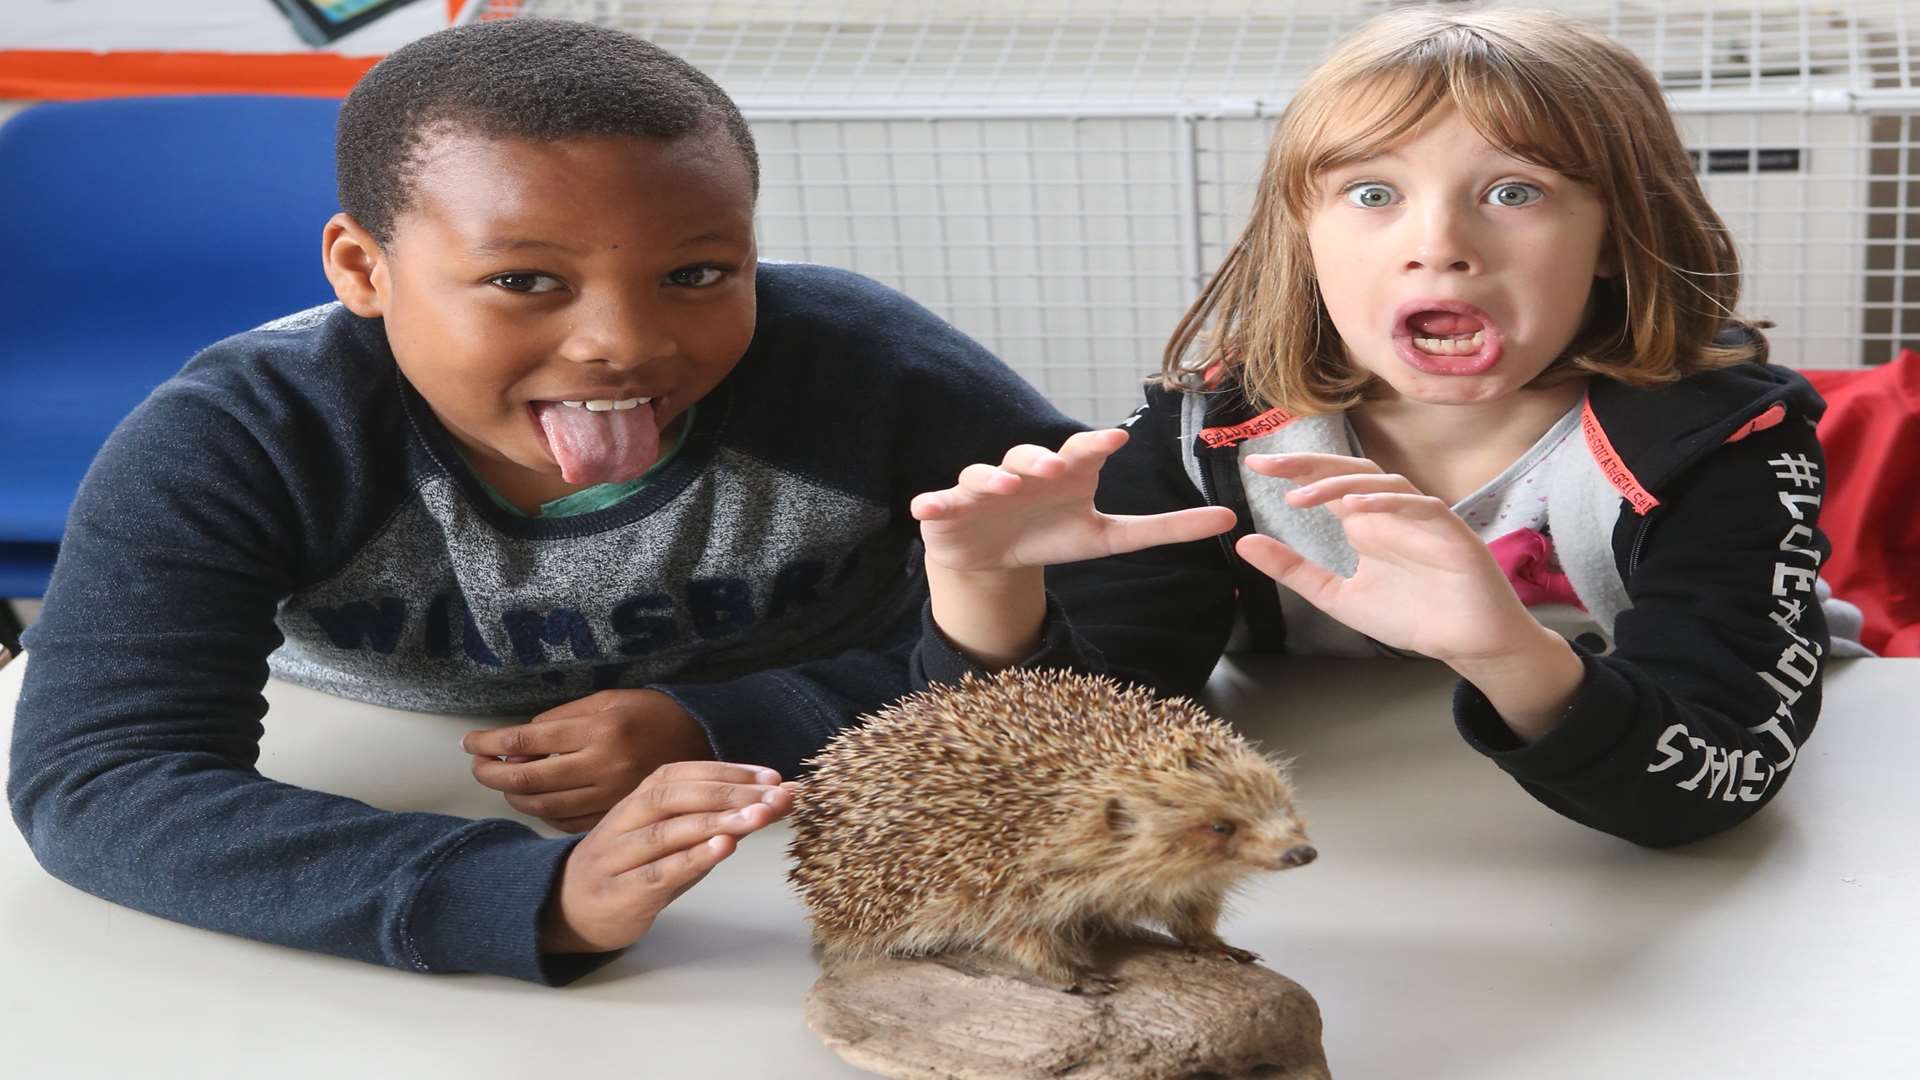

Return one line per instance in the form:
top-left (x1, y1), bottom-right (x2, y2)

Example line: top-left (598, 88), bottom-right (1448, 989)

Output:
top-left (755, 768), bottom-right (780, 784)
top-left (761, 788), bottom-right (785, 804)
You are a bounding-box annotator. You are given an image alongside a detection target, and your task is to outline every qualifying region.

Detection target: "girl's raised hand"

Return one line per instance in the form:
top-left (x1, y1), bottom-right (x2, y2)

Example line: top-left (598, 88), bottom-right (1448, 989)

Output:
top-left (911, 428), bottom-right (1236, 573)
top-left (1234, 453), bottom-right (1539, 663)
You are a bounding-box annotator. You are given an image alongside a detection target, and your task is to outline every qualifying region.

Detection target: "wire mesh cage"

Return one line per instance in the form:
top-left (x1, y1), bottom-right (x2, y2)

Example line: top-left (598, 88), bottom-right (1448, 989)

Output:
top-left (457, 0), bottom-right (1920, 422)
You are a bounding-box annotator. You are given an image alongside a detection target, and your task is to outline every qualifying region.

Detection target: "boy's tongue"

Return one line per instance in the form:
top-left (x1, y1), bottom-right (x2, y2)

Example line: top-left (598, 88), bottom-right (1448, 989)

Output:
top-left (533, 401), bottom-right (662, 486)
top-left (1409, 310), bottom-right (1485, 336)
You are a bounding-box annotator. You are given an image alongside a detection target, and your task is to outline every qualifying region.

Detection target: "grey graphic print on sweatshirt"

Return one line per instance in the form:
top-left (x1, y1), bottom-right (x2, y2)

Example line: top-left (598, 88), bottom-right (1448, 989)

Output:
top-left (272, 446), bottom-right (906, 714)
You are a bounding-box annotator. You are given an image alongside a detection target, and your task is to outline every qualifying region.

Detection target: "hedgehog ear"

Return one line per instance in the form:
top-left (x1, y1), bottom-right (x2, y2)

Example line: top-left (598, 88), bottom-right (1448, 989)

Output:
top-left (1104, 796), bottom-right (1133, 834)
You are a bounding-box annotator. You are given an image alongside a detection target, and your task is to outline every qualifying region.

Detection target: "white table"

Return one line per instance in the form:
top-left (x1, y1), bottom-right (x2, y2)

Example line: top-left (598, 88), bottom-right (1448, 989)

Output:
top-left (5, 652), bottom-right (1916, 1078)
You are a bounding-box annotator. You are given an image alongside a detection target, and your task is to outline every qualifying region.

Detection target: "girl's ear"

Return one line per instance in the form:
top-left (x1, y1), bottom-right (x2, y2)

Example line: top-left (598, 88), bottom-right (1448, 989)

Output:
top-left (322, 212), bottom-right (390, 318)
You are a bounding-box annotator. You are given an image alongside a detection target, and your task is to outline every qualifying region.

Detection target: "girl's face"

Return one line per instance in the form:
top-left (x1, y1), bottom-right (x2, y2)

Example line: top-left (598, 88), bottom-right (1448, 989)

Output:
top-left (1305, 107), bottom-right (1611, 407)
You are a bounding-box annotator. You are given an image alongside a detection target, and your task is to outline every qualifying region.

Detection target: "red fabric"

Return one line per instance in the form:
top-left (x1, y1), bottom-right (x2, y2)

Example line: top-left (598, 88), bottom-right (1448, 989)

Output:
top-left (1487, 528), bottom-right (1584, 610)
top-left (1804, 350), bottom-right (1920, 656)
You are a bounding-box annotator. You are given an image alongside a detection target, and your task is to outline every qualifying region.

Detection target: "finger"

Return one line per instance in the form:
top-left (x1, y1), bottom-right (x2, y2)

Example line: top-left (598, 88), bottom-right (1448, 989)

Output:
top-left (611, 779), bottom-right (788, 830)
top-left (956, 461), bottom-right (1023, 496)
top-left (471, 751), bottom-right (604, 796)
top-left (462, 720), bottom-right (584, 759)
top-left (910, 488), bottom-right (957, 520)
top-left (1338, 491), bottom-right (1456, 522)
top-left (507, 785), bottom-right (618, 822)
top-left (1056, 427), bottom-right (1129, 465)
top-left (999, 443), bottom-right (1068, 477)
top-left (1287, 472), bottom-right (1422, 508)
top-left (912, 466), bottom-right (1022, 521)
top-left (1243, 452), bottom-right (1384, 482)
top-left (1235, 534), bottom-right (1344, 610)
top-left (1101, 506), bottom-right (1237, 554)
top-left (601, 801), bottom-right (787, 873)
top-left (642, 760), bottom-right (782, 788)
top-left (612, 834), bottom-right (735, 902)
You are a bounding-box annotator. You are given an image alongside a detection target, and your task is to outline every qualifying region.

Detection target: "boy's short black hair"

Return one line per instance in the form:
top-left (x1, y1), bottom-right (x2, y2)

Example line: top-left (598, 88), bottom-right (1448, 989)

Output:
top-left (337, 18), bottom-right (760, 245)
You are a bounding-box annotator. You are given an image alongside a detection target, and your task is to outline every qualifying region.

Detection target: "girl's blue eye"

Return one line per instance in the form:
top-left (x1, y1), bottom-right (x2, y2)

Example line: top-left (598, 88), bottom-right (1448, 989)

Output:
top-left (488, 272), bottom-right (563, 294)
top-left (1344, 182), bottom-right (1397, 209)
top-left (666, 266), bottom-right (725, 288)
top-left (1487, 182), bottom-right (1544, 208)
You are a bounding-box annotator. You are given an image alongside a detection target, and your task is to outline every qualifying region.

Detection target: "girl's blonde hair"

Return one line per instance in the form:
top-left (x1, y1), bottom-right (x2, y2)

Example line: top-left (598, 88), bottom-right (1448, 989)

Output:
top-left (1164, 7), bottom-right (1759, 413)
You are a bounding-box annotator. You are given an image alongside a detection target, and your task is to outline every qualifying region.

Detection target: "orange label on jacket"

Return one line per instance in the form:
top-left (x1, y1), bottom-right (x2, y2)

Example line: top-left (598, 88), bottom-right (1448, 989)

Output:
top-left (1581, 398), bottom-right (1659, 515)
top-left (1199, 407), bottom-right (1298, 448)
top-left (1725, 402), bottom-right (1787, 444)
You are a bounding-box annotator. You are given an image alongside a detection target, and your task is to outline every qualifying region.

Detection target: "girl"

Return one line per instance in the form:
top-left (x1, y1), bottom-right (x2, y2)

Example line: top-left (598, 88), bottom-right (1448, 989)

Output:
top-left (908, 7), bottom-right (1866, 847)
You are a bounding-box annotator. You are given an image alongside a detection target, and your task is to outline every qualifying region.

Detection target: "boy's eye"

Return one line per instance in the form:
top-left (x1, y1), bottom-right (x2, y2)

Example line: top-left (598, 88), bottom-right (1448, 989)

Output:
top-left (488, 272), bottom-right (564, 294)
top-left (1343, 182), bottom-right (1397, 209)
top-left (1486, 182), bottom-right (1544, 208)
top-left (665, 266), bottom-right (726, 288)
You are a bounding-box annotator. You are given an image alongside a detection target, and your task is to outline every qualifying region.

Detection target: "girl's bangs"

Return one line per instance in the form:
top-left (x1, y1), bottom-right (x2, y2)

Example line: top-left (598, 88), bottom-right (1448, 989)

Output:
top-left (1447, 62), bottom-right (1598, 183)
top-left (1287, 70), bottom-right (1443, 208)
top-left (1288, 47), bottom-right (1598, 209)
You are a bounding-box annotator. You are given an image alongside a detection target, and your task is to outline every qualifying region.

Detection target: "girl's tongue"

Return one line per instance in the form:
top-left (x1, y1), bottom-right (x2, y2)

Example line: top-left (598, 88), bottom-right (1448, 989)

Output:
top-left (533, 401), bottom-right (662, 486)
top-left (1408, 310), bottom-right (1484, 337)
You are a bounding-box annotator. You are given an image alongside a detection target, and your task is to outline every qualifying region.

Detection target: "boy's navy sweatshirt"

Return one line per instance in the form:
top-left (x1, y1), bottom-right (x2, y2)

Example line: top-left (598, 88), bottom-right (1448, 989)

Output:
top-left (7, 262), bottom-right (1081, 984)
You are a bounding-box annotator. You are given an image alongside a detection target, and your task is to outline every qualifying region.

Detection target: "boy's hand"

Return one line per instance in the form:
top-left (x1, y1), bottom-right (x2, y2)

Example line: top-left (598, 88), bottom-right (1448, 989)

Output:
top-left (541, 762), bottom-right (795, 954)
top-left (911, 428), bottom-right (1236, 572)
top-left (464, 689), bottom-right (714, 833)
top-left (1233, 452), bottom-right (1539, 661)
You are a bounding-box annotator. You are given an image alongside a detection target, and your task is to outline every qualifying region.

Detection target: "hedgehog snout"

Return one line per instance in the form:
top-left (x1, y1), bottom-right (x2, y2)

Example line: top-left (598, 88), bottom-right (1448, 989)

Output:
top-left (1242, 841), bottom-right (1315, 871)
top-left (1237, 820), bottom-right (1316, 871)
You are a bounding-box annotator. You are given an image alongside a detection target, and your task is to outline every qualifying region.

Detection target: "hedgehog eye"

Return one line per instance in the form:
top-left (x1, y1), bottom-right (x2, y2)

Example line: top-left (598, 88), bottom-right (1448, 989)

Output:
top-left (1208, 819), bottom-right (1237, 836)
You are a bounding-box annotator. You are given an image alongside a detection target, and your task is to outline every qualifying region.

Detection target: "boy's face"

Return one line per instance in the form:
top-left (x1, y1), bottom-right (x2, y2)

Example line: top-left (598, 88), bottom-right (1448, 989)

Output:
top-left (328, 129), bottom-right (757, 508)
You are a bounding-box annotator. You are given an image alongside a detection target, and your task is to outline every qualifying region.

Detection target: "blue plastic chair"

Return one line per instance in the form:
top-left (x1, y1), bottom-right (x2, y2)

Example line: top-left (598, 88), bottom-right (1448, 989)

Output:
top-left (0, 95), bottom-right (342, 611)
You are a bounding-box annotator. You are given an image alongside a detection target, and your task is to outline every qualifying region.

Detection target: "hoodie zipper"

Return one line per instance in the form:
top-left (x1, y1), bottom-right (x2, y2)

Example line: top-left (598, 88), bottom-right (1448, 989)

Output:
top-left (1195, 441), bottom-right (1221, 506)
top-left (1627, 512), bottom-right (1655, 579)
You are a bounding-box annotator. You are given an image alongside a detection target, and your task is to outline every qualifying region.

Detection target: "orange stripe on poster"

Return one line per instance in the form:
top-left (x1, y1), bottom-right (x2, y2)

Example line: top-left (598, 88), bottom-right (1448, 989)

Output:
top-left (0, 50), bottom-right (379, 100)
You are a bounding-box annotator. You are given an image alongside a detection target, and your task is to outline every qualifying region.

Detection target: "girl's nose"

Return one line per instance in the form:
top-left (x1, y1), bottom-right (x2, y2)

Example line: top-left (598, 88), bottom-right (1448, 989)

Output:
top-left (1403, 203), bottom-right (1480, 274)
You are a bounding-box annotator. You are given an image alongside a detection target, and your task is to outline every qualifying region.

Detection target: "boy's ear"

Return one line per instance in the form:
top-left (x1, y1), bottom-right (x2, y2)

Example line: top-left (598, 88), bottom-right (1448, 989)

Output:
top-left (322, 212), bottom-right (389, 318)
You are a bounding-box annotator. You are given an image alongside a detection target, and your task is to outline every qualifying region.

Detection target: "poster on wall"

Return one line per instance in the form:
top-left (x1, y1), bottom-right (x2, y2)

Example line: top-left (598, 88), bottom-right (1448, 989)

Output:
top-left (269, 1), bottom-right (428, 47)
top-left (1, 0), bottom-right (457, 99)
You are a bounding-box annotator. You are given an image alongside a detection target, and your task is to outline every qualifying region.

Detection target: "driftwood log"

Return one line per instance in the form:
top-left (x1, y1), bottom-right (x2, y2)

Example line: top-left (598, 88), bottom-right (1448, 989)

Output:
top-left (805, 934), bottom-right (1330, 1080)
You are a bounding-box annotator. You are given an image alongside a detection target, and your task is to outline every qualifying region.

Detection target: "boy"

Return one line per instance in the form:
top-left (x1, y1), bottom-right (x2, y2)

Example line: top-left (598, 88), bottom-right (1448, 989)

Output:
top-left (7, 19), bottom-right (1079, 984)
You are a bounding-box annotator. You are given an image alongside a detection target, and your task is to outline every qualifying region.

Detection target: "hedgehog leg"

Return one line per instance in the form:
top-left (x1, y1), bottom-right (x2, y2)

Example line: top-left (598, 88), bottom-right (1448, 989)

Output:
top-left (1166, 892), bottom-right (1261, 964)
top-left (992, 927), bottom-right (1115, 995)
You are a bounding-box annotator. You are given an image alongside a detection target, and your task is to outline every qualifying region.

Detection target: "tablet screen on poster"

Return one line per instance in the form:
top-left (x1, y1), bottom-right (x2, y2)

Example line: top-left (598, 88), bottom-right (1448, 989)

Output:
top-left (270, 0), bottom-right (423, 46)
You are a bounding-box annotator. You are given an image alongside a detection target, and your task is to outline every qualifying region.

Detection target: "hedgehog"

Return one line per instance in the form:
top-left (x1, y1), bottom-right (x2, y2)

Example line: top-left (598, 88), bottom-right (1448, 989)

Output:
top-left (787, 668), bottom-right (1315, 994)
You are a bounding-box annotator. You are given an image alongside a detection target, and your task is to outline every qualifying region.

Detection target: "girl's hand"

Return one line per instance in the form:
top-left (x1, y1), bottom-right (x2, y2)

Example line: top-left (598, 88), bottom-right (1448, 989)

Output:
top-left (911, 428), bottom-right (1235, 573)
top-left (1234, 453), bottom-right (1540, 663)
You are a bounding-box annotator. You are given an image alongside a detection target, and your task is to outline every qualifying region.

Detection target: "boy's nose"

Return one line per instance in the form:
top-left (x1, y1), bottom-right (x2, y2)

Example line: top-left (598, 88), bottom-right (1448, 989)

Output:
top-left (560, 301), bottom-right (677, 368)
